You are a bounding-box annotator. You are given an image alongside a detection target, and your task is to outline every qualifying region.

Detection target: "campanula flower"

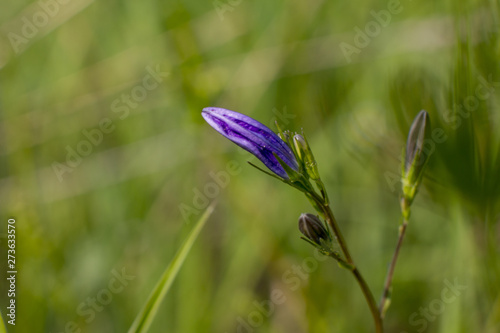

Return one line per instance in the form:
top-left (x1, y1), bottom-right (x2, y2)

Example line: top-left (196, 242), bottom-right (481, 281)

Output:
top-left (202, 107), bottom-right (299, 179)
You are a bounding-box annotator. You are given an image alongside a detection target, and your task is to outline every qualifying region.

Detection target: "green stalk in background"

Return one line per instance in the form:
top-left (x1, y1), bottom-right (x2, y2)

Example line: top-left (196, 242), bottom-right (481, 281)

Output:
top-left (379, 110), bottom-right (432, 317)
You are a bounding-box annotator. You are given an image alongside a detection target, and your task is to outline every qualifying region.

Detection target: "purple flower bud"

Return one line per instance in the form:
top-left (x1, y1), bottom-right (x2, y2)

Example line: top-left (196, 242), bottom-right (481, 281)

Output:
top-left (404, 110), bottom-right (431, 175)
top-left (298, 213), bottom-right (330, 245)
top-left (402, 110), bottom-right (431, 208)
top-left (202, 107), bottom-right (299, 178)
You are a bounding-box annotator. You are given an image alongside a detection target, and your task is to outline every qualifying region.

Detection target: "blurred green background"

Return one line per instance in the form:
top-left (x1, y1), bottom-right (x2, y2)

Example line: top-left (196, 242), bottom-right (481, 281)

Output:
top-left (0, 0), bottom-right (499, 332)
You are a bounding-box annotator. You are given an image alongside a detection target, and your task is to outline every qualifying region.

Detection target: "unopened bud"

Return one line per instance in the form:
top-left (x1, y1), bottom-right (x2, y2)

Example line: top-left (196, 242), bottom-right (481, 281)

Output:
top-left (298, 213), bottom-right (330, 245)
top-left (293, 134), bottom-right (320, 180)
top-left (404, 110), bottom-right (431, 174)
top-left (402, 110), bottom-right (431, 204)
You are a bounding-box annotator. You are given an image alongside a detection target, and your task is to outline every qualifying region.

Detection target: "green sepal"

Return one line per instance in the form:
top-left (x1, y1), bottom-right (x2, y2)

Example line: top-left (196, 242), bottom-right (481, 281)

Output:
top-left (273, 152), bottom-right (301, 182)
top-left (247, 161), bottom-right (285, 182)
top-left (401, 149), bottom-right (430, 207)
top-left (293, 132), bottom-right (321, 181)
top-left (300, 237), bottom-right (340, 260)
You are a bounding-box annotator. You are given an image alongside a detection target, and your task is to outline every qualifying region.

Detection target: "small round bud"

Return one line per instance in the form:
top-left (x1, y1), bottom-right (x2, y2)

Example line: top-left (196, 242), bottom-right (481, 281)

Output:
top-left (298, 213), bottom-right (330, 245)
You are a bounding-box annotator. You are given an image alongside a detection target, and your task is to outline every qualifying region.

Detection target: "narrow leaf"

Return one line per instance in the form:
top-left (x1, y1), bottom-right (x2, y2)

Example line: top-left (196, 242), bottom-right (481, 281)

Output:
top-left (128, 202), bottom-right (217, 333)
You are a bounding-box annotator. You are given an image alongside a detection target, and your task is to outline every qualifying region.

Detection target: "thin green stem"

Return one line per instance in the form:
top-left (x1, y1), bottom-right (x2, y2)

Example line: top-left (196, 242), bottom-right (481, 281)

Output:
top-left (309, 191), bottom-right (352, 263)
top-left (309, 191), bottom-right (383, 333)
top-left (379, 218), bottom-right (408, 317)
top-left (352, 266), bottom-right (382, 332)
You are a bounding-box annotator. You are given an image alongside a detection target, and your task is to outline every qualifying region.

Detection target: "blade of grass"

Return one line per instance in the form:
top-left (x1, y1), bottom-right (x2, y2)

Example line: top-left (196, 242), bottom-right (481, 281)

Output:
top-left (128, 201), bottom-right (217, 333)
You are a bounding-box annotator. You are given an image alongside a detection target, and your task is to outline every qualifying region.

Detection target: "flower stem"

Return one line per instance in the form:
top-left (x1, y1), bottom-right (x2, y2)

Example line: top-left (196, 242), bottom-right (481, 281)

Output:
top-left (379, 217), bottom-right (408, 317)
top-left (309, 192), bottom-right (383, 333)
top-left (352, 266), bottom-right (383, 333)
top-left (322, 202), bottom-right (352, 263)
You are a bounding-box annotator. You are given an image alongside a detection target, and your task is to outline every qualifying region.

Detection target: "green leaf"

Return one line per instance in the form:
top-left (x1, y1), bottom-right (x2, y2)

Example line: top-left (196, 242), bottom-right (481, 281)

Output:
top-left (128, 202), bottom-right (217, 333)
